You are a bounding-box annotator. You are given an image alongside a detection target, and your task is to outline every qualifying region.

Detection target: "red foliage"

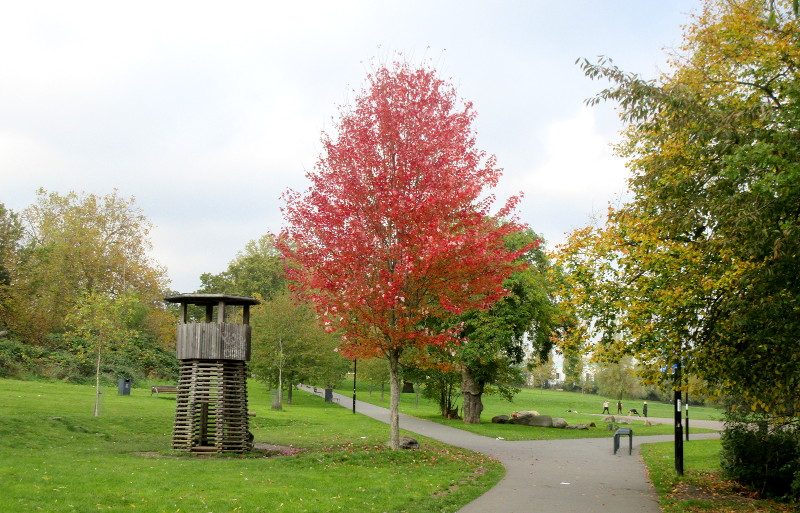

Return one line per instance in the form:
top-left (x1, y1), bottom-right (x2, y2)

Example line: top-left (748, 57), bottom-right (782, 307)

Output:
top-left (279, 62), bottom-right (532, 360)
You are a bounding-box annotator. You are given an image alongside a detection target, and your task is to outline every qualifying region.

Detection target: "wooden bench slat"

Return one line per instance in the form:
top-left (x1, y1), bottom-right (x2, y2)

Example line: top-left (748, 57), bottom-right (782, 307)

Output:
top-left (151, 385), bottom-right (179, 396)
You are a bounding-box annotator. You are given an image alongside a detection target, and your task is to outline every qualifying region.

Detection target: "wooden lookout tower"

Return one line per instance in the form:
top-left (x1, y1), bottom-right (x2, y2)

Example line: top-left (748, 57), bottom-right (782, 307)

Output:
top-left (165, 293), bottom-right (260, 453)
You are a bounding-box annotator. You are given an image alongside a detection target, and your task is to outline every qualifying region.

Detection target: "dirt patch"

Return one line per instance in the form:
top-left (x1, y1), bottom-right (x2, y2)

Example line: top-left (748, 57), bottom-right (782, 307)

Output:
top-left (668, 479), bottom-right (788, 509)
top-left (133, 444), bottom-right (302, 459)
top-left (253, 443), bottom-right (303, 457)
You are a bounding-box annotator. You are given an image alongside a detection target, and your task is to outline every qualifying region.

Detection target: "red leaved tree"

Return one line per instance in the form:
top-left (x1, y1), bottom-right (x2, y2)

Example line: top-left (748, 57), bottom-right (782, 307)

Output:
top-left (279, 62), bottom-right (530, 449)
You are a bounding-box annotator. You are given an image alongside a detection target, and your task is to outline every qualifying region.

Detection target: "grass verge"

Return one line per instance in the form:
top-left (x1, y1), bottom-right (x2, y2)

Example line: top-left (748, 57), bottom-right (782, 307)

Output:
top-left (641, 439), bottom-right (796, 512)
top-left (0, 378), bottom-right (502, 513)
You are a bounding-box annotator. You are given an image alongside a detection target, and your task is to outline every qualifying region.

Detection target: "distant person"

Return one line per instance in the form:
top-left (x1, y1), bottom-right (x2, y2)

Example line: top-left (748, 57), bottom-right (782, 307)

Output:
top-left (602, 400), bottom-right (610, 414)
top-left (617, 400), bottom-right (622, 414)
top-left (643, 401), bottom-right (648, 417)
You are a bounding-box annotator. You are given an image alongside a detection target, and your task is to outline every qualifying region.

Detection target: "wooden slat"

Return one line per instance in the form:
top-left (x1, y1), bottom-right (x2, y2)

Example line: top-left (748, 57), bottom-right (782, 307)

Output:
top-left (171, 359), bottom-right (252, 454)
top-left (175, 323), bottom-right (251, 361)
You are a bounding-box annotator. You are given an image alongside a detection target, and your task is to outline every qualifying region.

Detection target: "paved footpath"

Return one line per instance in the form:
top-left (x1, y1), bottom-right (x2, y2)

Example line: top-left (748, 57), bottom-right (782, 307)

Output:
top-left (298, 385), bottom-right (723, 513)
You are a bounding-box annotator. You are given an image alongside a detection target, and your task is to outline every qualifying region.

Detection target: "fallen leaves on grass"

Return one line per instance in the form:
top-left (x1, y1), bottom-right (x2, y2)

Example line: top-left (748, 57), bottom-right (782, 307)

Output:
top-left (668, 472), bottom-right (797, 513)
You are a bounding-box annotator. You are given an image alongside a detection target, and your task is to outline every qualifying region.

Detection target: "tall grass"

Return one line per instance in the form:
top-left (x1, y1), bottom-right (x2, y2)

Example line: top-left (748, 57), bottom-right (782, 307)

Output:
top-left (0, 378), bottom-right (502, 513)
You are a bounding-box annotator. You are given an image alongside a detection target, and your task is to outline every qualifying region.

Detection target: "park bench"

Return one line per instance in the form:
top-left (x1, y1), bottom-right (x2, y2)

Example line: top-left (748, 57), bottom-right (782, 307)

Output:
top-left (150, 385), bottom-right (178, 396)
top-left (613, 428), bottom-right (633, 455)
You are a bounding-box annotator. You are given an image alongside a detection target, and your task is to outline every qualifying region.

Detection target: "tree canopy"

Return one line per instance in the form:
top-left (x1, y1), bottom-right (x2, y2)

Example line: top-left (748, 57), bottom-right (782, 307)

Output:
top-left (199, 234), bottom-right (285, 299)
top-left (2, 189), bottom-right (167, 344)
top-left (558, 0), bottom-right (799, 415)
top-left (458, 227), bottom-right (558, 423)
top-left (280, 61), bottom-right (530, 448)
top-left (249, 290), bottom-right (350, 405)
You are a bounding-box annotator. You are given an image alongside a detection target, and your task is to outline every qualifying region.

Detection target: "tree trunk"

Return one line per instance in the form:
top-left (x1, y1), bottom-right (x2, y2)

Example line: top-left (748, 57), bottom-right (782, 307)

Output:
top-left (287, 382), bottom-right (293, 405)
top-left (461, 366), bottom-right (484, 424)
top-left (273, 337), bottom-right (284, 410)
top-left (93, 345), bottom-right (102, 417)
top-left (388, 350), bottom-right (402, 450)
top-left (272, 368), bottom-right (284, 411)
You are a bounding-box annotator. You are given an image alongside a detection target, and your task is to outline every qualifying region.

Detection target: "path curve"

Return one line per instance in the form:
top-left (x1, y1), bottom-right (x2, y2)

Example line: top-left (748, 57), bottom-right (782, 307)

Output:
top-left (298, 385), bottom-right (721, 513)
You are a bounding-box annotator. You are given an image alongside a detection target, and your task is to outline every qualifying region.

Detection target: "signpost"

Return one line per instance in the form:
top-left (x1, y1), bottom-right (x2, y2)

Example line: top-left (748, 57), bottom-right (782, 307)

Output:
top-left (674, 360), bottom-right (684, 476)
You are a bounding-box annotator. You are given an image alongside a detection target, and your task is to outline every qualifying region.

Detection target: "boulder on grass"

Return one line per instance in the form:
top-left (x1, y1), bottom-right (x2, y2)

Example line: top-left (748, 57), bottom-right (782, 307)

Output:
top-left (552, 417), bottom-right (568, 429)
top-left (602, 415), bottom-right (616, 422)
top-left (510, 410), bottom-right (540, 418)
top-left (398, 436), bottom-right (419, 449)
top-left (492, 415), bottom-right (510, 424)
top-left (565, 424), bottom-right (590, 430)
top-left (508, 413), bottom-right (553, 428)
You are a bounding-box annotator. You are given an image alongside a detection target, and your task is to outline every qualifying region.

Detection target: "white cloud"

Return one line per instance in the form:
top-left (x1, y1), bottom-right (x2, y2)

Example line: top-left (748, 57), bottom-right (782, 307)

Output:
top-left (510, 107), bottom-right (631, 248)
top-left (527, 107), bottom-right (628, 203)
top-left (0, 0), bottom-right (698, 292)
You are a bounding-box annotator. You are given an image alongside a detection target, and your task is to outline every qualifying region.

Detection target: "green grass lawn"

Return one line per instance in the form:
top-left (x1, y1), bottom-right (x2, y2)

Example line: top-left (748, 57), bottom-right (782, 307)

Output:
top-left (337, 381), bottom-right (721, 440)
top-left (0, 378), bottom-right (503, 513)
top-left (641, 439), bottom-right (796, 512)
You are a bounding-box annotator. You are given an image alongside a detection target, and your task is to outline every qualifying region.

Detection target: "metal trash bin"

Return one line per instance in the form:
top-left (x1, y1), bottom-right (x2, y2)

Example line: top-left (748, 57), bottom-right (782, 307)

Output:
top-left (118, 378), bottom-right (131, 395)
top-left (324, 388), bottom-right (333, 402)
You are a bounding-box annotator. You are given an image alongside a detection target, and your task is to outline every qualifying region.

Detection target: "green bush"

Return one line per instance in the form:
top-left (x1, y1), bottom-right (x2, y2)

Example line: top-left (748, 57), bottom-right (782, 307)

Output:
top-left (0, 337), bottom-right (45, 377)
top-left (720, 412), bottom-right (800, 500)
top-left (40, 349), bottom-right (94, 382)
top-left (0, 333), bottom-right (177, 384)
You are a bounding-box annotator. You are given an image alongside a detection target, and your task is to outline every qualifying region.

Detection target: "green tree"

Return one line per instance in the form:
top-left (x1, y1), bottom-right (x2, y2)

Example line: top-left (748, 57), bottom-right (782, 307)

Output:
top-left (65, 290), bottom-right (140, 416)
top-left (458, 228), bottom-right (558, 423)
top-left (5, 189), bottom-right (166, 343)
top-left (528, 358), bottom-right (555, 389)
top-left (199, 234), bottom-right (285, 299)
top-left (595, 357), bottom-right (639, 401)
top-left (560, 0), bottom-right (800, 415)
top-left (0, 203), bottom-right (22, 289)
top-left (249, 291), bottom-right (350, 408)
top-left (0, 204), bottom-right (23, 335)
top-left (357, 357), bottom-right (391, 399)
top-left (402, 345), bottom-right (463, 418)
top-left (561, 351), bottom-right (585, 391)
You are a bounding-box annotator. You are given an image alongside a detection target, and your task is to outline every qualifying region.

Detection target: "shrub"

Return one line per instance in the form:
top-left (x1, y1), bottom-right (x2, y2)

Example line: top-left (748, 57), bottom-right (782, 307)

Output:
top-left (720, 411), bottom-right (800, 500)
top-left (0, 337), bottom-right (45, 377)
top-left (0, 333), bottom-right (178, 384)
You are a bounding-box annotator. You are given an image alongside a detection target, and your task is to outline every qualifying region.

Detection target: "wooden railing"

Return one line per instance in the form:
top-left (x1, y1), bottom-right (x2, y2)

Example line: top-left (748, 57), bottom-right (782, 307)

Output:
top-left (175, 323), bottom-right (251, 361)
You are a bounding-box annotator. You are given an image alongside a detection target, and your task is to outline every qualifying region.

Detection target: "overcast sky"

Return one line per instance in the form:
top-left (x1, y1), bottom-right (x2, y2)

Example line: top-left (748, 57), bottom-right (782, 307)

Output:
top-left (1, 1), bottom-right (699, 293)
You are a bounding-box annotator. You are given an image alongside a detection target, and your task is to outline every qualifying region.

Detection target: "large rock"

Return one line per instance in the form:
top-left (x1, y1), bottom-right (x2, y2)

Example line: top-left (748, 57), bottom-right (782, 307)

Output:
top-left (491, 415), bottom-right (510, 424)
top-left (602, 415), bottom-right (616, 422)
top-left (565, 424), bottom-right (590, 430)
top-left (511, 410), bottom-right (540, 418)
top-left (508, 413), bottom-right (553, 428)
top-left (552, 417), bottom-right (568, 429)
top-left (398, 436), bottom-right (419, 449)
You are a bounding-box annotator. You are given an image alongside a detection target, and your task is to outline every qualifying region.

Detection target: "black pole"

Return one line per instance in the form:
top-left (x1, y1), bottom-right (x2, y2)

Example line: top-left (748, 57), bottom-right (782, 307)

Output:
top-left (685, 389), bottom-right (690, 441)
top-left (674, 360), bottom-right (684, 476)
top-left (352, 358), bottom-right (357, 414)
